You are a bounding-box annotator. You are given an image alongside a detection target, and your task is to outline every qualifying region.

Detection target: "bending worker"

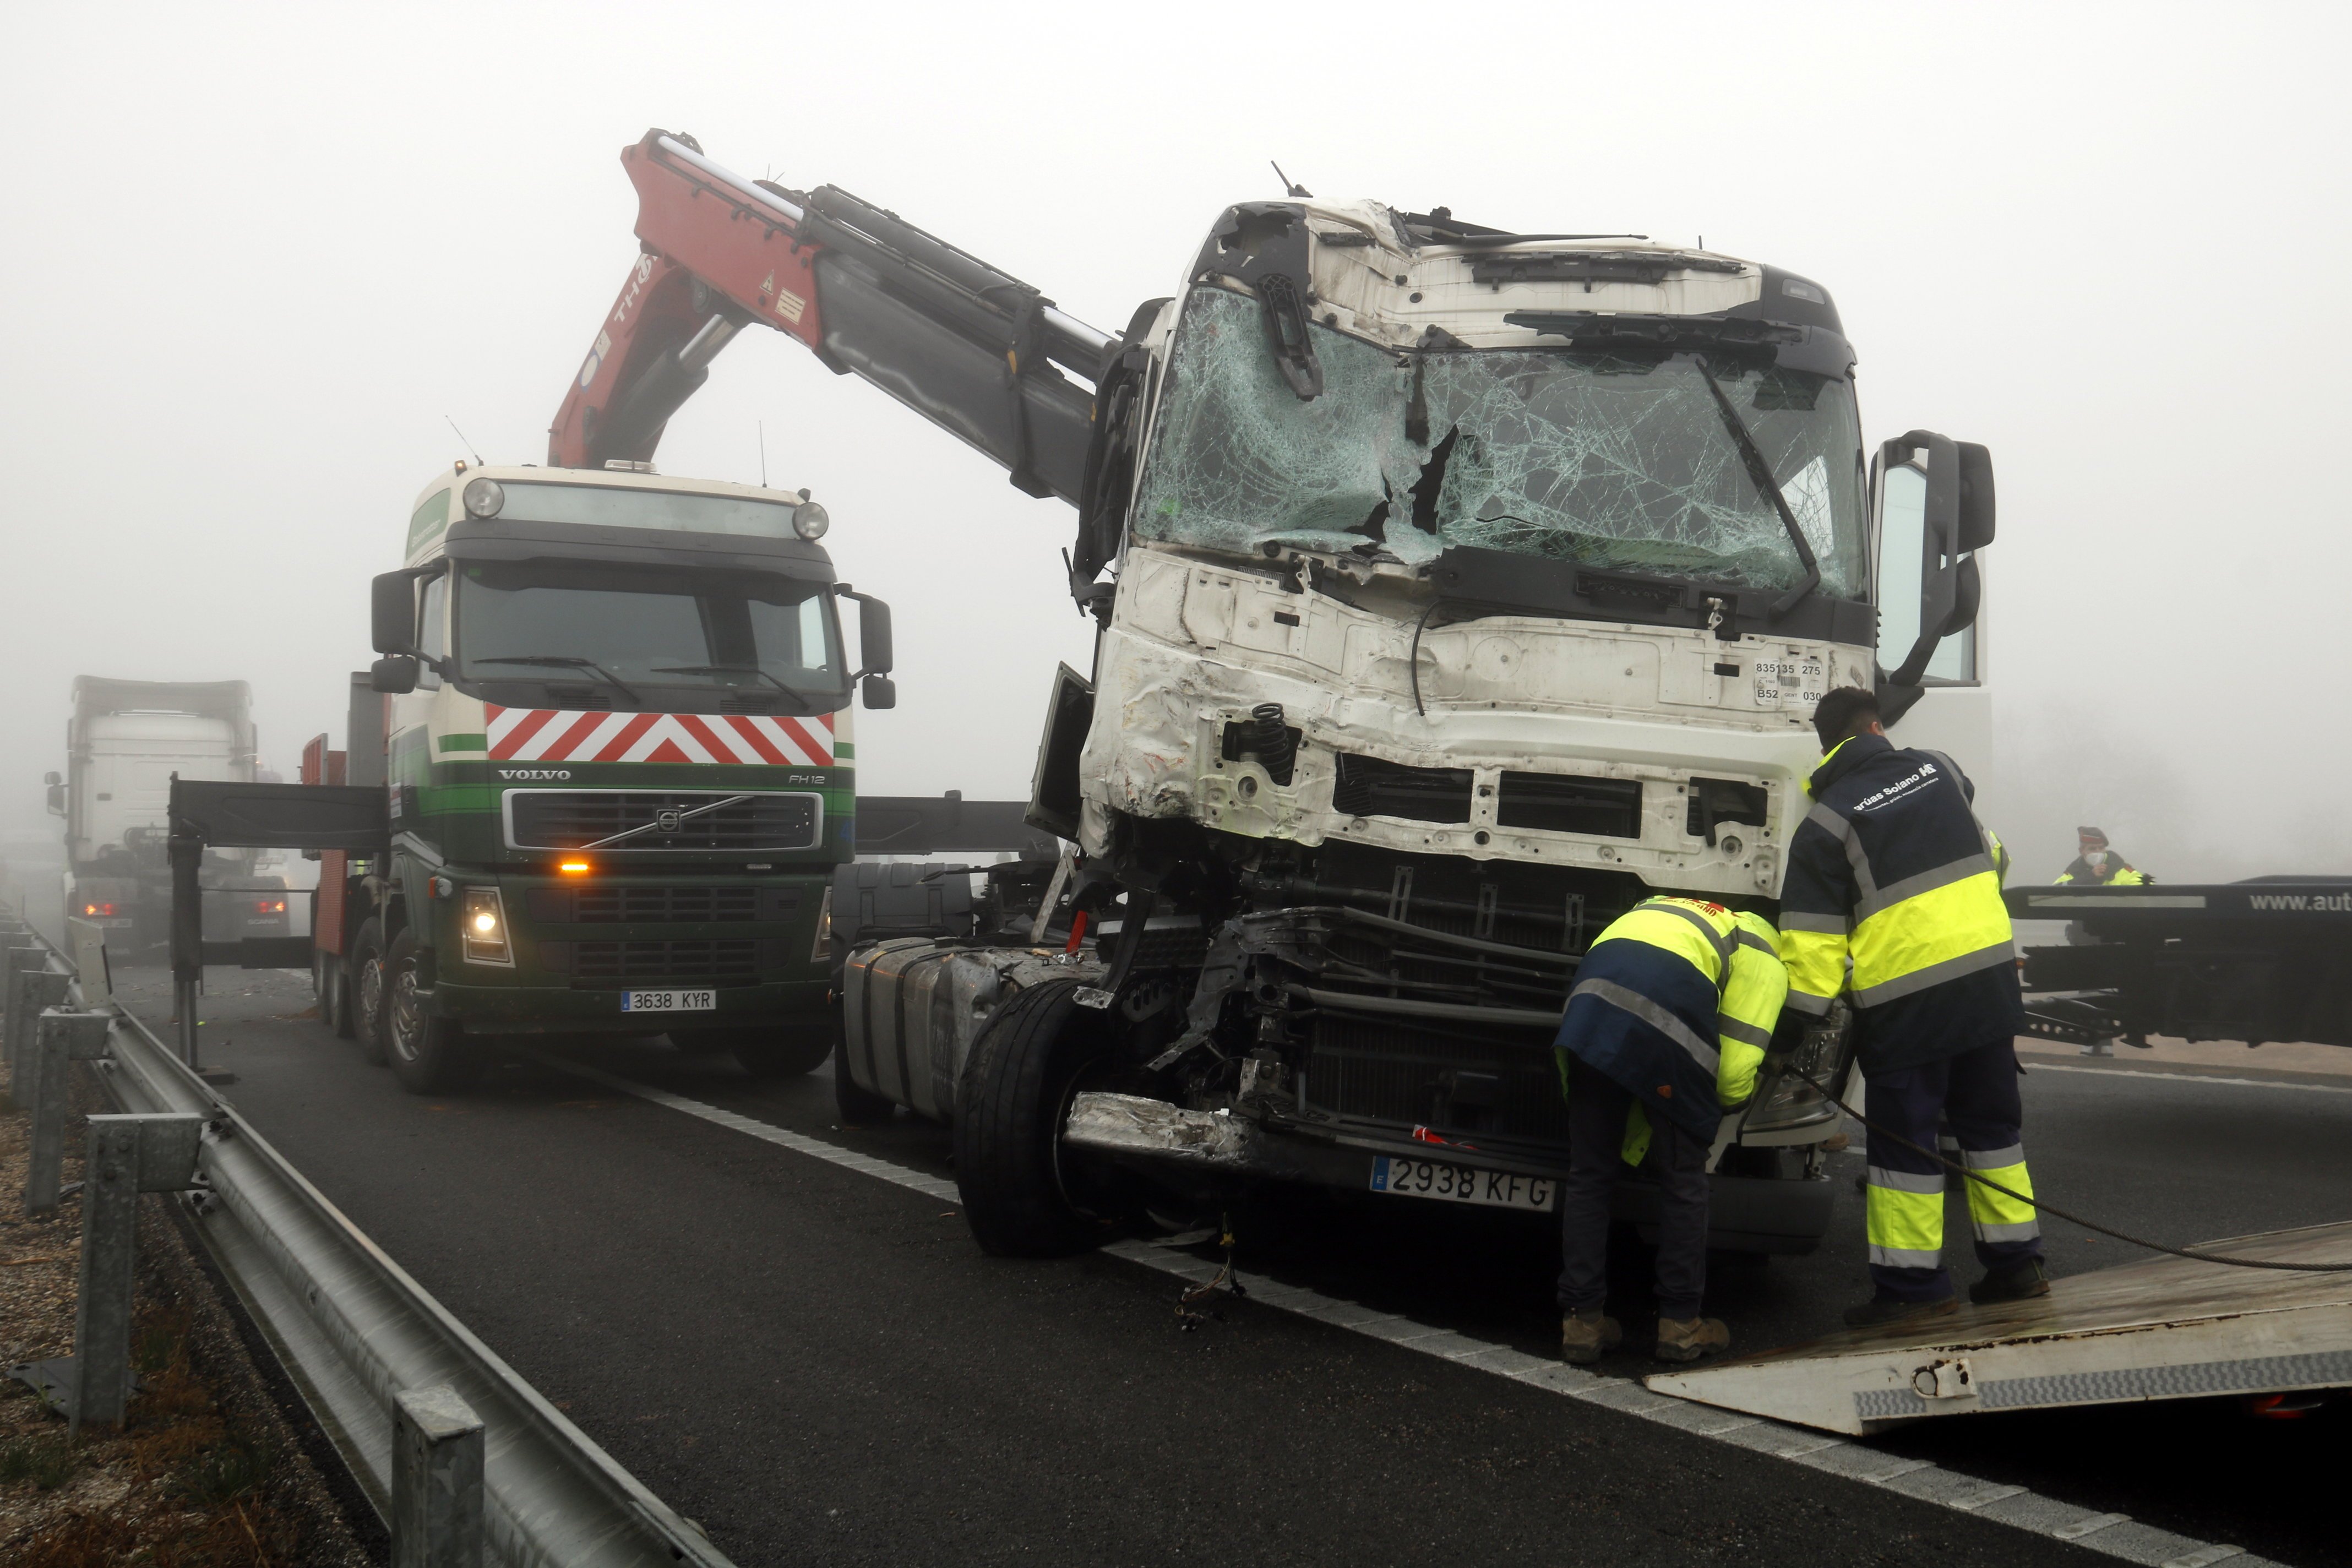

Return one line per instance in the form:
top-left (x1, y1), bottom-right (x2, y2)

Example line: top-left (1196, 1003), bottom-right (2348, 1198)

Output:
top-left (1781, 688), bottom-right (2045, 1326)
top-left (2055, 826), bottom-right (2146, 886)
top-left (1554, 895), bottom-right (1786, 1365)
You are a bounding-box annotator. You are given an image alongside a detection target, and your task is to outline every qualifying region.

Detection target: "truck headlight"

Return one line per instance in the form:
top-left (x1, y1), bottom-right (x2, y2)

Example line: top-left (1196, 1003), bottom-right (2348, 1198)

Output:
top-left (1740, 1005), bottom-right (1854, 1136)
top-left (461, 885), bottom-right (513, 966)
top-left (463, 477), bottom-right (506, 518)
top-left (792, 500), bottom-right (829, 540)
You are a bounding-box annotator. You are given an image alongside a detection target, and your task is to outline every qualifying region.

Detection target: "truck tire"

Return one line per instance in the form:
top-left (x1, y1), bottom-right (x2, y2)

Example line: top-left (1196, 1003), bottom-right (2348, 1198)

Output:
top-left (951, 978), bottom-right (1120, 1257)
top-left (382, 929), bottom-right (482, 1095)
top-left (834, 1015), bottom-right (897, 1125)
top-left (351, 918), bottom-right (390, 1066)
top-left (314, 949), bottom-right (355, 1038)
top-left (731, 1023), bottom-right (834, 1080)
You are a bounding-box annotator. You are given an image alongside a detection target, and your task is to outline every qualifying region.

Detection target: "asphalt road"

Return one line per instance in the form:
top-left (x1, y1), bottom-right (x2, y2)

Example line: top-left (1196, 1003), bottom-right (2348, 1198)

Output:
top-left (105, 960), bottom-right (2352, 1567)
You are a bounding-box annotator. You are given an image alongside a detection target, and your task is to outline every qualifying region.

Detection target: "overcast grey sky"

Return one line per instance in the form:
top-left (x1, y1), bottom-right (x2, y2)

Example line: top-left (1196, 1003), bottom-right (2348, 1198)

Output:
top-left (3, 2), bottom-right (2345, 881)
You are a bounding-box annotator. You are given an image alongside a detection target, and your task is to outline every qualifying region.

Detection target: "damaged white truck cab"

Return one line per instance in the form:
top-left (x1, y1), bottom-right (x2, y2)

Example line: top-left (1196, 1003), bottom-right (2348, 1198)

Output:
top-left (841, 198), bottom-right (1994, 1257)
top-left (560, 134), bottom-right (1990, 1259)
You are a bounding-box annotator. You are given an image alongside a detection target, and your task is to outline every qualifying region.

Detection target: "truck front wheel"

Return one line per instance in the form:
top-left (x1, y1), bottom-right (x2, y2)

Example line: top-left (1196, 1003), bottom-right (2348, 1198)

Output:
top-left (382, 929), bottom-right (482, 1095)
top-left (951, 979), bottom-right (1124, 1257)
top-left (721, 1025), bottom-right (834, 1080)
top-left (351, 919), bottom-right (390, 1065)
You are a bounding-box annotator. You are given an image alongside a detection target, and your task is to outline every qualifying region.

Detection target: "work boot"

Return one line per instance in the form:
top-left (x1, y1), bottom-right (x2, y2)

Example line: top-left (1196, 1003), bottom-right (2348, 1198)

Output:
top-left (1559, 1310), bottom-right (1623, 1365)
top-left (1842, 1293), bottom-right (1959, 1330)
top-left (1969, 1259), bottom-right (2051, 1305)
top-left (1653, 1316), bottom-right (1731, 1363)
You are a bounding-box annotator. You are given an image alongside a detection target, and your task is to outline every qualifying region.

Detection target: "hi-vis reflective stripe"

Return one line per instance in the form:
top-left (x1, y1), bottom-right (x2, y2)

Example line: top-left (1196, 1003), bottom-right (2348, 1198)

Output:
top-left (485, 706), bottom-right (836, 766)
top-left (1570, 977), bottom-right (1721, 1075)
top-left (1961, 1147), bottom-right (2040, 1240)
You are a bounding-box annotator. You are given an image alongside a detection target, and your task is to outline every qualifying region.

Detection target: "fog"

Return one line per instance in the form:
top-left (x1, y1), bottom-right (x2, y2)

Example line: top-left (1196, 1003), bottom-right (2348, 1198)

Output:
top-left (2, 2), bottom-right (2344, 889)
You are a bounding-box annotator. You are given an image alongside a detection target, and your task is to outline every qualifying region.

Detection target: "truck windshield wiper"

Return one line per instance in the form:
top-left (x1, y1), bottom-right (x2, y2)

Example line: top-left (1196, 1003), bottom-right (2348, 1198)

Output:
top-left (1693, 357), bottom-right (1821, 620)
top-left (650, 665), bottom-right (820, 714)
top-left (474, 656), bottom-right (641, 703)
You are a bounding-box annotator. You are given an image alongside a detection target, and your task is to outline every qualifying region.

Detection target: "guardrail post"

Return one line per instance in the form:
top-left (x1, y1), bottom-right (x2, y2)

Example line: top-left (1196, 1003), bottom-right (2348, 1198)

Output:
top-left (3, 939), bottom-right (45, 1028)
top-left (393, 1385), bottom-right (487, 1568)
top-left (170, 824), bottom-right (204, 1068)
top-left (7, 968), bottom-right (70, 1077)
top-left (25, 1010), bottom-right (111, 1217)
top-left (69, 1111), bottom-right (205, 1434)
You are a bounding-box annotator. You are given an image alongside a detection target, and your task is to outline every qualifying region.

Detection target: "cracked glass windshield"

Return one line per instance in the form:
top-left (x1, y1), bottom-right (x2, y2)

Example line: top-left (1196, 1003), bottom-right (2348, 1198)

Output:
top-left (1133, 287), bottom-right (1867, 597)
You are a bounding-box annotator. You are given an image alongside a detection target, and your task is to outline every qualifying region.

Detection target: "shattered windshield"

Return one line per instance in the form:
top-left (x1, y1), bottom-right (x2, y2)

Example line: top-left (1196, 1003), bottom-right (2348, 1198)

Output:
top-left (1132, 286), bottom-right (1866, 597)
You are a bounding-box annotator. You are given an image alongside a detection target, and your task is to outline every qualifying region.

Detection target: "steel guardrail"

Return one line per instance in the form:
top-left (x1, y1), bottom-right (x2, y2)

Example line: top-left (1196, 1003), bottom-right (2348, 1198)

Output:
top-left (14, 927), bottom-right (735, 1568)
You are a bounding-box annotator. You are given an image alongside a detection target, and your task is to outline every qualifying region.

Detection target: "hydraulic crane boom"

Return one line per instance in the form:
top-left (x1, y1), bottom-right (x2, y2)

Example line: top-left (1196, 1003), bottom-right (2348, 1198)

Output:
top-left (551, 130), bottom-right (1115, 507)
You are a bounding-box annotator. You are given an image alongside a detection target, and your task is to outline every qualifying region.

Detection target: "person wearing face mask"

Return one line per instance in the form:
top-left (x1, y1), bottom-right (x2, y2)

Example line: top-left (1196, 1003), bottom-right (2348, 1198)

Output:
top-left (2055, 828), bottom-right (2146, 887)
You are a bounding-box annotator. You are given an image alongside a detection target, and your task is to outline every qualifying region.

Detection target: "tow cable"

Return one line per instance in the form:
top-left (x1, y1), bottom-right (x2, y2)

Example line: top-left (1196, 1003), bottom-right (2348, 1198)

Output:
top-left (1787, 1066), bottom-right (2352, 1273)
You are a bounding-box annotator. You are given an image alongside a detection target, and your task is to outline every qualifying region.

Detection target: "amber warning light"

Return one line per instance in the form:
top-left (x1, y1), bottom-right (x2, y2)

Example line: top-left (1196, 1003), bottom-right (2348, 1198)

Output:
top-left (558, 862), bottom-right (591, 875)
top-left (81, 902), bottom-right (116, 917)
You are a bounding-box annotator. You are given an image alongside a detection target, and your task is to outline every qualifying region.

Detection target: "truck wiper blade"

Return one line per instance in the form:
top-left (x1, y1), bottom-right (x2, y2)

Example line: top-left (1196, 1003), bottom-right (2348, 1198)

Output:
top-left (650, 665), bottom-right (819, 714)
top-left (1692, 358), bottom-right (1821, 620)
top-left (475, 655), bottom-right (641, 703)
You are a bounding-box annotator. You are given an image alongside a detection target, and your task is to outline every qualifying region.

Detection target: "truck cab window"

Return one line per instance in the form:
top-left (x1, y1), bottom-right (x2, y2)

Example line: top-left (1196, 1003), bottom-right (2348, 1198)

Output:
top-left (452, 560), bottom-right (847, 709)
top-left (417, 573), bottom-right (449, 689)
top-left (1876, 464), bottom-right (1976, 683)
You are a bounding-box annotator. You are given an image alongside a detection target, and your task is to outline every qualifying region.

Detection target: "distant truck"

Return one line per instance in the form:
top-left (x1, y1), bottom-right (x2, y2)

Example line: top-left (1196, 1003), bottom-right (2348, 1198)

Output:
top-left (46, 677), bottom-right (289, 955)
top-left (304, 460), bottom-right (895, 1093)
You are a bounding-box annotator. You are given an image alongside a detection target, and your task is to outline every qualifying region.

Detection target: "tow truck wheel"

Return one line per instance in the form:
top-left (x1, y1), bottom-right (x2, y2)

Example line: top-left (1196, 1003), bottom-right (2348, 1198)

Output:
top-left (951, 978), bottom-right (1120, 1257)
top-left (351, 918), bottom-right (390, 1066)
top-left (382, 929), bottom-right (482, 1095)
top-left (728, 1024), bottom-right (834, 1080)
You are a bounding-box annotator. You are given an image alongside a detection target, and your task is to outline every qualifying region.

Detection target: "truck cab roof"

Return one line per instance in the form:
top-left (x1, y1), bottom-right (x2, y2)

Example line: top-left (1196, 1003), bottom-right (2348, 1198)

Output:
top-left (403, 464), bottom-right (832, 572)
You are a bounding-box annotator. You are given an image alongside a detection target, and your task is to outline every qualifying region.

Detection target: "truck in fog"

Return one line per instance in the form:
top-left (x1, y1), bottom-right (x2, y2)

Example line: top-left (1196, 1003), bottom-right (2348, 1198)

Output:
top-left (306, 460), bottom-right (895, 1092)
top-left (46, 677), bottom-right (290, 955)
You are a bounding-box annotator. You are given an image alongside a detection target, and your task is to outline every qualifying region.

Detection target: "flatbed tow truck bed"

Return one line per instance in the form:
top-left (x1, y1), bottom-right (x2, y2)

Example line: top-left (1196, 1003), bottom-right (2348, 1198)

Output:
top-left (1648, 1221), bottom-right (2352, 1434)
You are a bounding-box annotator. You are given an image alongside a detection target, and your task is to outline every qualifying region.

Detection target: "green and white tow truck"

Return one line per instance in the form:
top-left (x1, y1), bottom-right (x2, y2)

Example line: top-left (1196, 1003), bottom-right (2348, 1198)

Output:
top-left (317, 460), bottom-right (895, 1092)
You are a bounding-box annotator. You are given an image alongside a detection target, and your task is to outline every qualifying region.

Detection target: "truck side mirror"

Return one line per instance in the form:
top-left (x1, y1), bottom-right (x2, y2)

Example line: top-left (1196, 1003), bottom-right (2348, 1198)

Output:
top-left (1876, 432), bottom-right (1994, 689)
top-left (861, 673), bottom-right (898, 710)
top-left (371, 570), bottom-right (421, 655)
top-left (854, 592), bottom-right (892, 676)
top-left (45, 779), bottom-right (64, 816)
top-left (370, 655), bottom-right (420, 694)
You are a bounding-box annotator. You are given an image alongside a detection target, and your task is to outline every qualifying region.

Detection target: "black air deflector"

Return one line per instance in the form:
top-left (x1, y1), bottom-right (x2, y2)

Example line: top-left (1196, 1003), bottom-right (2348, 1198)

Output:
top-left (1331, 754), bottom-right (1473, 824)
top-left (1496, 774), bottom-right (1643, 839)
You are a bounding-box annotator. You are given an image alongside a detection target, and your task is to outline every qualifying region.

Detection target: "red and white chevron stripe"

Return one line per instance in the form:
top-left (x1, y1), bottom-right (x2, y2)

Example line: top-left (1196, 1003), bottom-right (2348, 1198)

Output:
top-left (484, 706), bottom-right (836, 766)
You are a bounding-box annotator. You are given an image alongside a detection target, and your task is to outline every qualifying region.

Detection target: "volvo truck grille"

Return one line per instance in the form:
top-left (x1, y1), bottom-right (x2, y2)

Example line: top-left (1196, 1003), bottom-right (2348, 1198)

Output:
top-left (505, 791), bottom-right (821, 852)
top-left (1331, 754), bottom-right (1474, 823)
top-left (537, 938), bottom-right (769, 983)
top-left (1495, 772), bottom-right (1643, 838)
top-left (1302, 1016), bottom-right (1571, 1141)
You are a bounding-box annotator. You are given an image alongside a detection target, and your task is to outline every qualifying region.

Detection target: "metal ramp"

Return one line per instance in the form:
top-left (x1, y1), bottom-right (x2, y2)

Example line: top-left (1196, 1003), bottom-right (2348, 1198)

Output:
top-left (1648, 1221), bottom-right (2352, 1434)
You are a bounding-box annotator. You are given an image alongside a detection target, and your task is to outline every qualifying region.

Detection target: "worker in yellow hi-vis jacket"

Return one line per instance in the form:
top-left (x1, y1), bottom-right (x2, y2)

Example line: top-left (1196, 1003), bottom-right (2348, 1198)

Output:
top-left (1780, 687), bottom-right (2044, 1329)
top-left (1553, 895), bottom-right (1787, 1365)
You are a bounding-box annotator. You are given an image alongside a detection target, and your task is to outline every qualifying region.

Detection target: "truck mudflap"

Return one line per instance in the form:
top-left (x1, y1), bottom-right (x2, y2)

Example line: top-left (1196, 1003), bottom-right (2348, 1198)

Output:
top-left (1647, 1220), bottom-right (2352, 1434)
top-left (1063, 1092), bottom-right (1835, 1254)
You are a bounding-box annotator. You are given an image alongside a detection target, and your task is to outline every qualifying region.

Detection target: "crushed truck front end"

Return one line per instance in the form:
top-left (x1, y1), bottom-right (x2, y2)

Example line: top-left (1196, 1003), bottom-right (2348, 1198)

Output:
top-left (833, 201), bottom-right (1957, 1256)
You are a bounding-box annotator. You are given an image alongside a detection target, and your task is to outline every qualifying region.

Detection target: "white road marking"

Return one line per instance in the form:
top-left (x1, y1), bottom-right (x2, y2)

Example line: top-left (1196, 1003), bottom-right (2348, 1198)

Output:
top-left (2025, 1062), bottom-right (2352, 1096)
top-left (541, 1052), bottom-right (2287, 1568)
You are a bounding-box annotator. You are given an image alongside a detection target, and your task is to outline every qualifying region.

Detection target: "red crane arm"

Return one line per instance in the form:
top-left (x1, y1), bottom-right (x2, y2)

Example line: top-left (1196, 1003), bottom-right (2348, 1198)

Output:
top-left (548, 129), bottom-right (1112, 504)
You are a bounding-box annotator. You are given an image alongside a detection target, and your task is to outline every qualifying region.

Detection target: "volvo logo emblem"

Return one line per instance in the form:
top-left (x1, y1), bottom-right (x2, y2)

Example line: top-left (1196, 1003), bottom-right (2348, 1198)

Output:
top-left (655, 809), bottom-right (683, 834)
